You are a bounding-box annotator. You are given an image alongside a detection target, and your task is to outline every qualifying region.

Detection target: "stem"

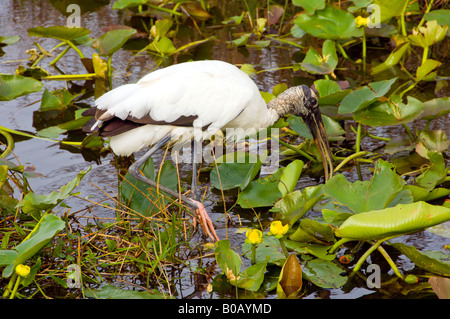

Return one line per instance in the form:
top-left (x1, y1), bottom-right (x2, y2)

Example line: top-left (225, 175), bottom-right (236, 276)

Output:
top-left (44, 73), bottom-right (97, 81)
top-left (400, 1), bottom-right (407, 37)
top-left (355, 123), bottom-right (362, 153)
top-left (362, 28), bottom-right (366, 80)
top-left (0, 128), bottom-right (15, 158)
top-left (274, 137), bottom-right (316, 162)
top-left (329, 238), bottom-right (356, 254)
top-left (422, 46), bottom-right (429, 65)
top-left (251, 244), bottom-right (256, 264)
top-left (49, 46), bottom-right (70, 66)
top-left (333, 151), bottom-right (370, 173)
top-left (107, 55), bottom-right (113, 85)
top-left (353, 239), bottom-right (385, 273)
top-left (65, 40), bottom-right (85, 59)
top-left (417, 0), bottom-right (435, 29)
top-left (402, 123), bottom-right (415, 142)
top-left (9, 275), bottom-right (21, 299)
top-left (2, 273), bottom-right (17, 298)
top-left (376, 245), bottom-right (404, 280)
top-left (279, 238), bottom-right (289, 259)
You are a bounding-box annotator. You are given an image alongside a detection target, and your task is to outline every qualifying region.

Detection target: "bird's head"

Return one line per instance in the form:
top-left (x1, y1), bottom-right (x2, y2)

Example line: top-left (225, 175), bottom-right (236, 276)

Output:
top-left (268, 84), bottom-right (333, 181)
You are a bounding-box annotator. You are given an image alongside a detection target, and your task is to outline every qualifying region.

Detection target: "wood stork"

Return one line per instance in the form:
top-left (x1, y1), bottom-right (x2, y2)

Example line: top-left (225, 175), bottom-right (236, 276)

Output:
top-left (83, 60), bottom-right (333, 241)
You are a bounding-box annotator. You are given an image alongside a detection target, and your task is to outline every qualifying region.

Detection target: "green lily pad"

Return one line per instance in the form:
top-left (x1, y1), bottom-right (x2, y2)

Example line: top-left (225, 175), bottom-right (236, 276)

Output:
top-left (373, 0), bottom-right (409, 23)
top-left (292, 0), bottom-right (325, 15)
top-left (0, 74), bottom-right (43, 101)
top-left (324, 160), bottom-right (405, 214)
top-left (336, 201), bottom-right (450, 240)
top-left (301, 40), bottom-right (338, 75)
top-left (303, 258), bottom-right (347, 288)
top-left (420, 97), bottom-right (450, 120)
top-left (353, 96), bottom-right (424, 126)
top-left (0, 214), bottom-right (65, 277)
top-left (391, 243), bottom-right (450, 276)
top-left (92, 28), bottom-right (137, 56)
top-left (415, 151), bottom-right (446, 191)
top-left (339, 78), bottom-right (397, 114)
top-left (17, 168), bottom-right (90, 216)
top-left (294, 6), bottom-right (363, 40)
top-left (424, 9), bottom-right (450, 27)
top-left (27, 26), bottom-right (90, 41)
top-left (85, 284), bottom-right (168, 299)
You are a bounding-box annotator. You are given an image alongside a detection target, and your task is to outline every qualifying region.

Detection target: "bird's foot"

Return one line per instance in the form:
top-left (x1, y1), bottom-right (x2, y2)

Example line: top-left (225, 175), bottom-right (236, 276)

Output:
top-left (192, 200), bottom-right (219, 242)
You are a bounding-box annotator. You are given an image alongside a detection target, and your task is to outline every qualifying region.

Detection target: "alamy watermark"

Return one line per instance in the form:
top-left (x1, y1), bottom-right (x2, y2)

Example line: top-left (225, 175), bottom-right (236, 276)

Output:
top-left (66, 4), bottom-right (81, 28)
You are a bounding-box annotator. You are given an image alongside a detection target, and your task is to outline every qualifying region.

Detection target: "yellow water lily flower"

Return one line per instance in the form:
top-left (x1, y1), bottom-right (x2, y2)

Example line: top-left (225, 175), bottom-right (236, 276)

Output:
top-left (15, 264), bottom-right (30, 278)
top-left (355, 16), bottom-right (368, 28)
top-left (245, 229), bottom-right (263, 245)
top-left (269, 221), bottom-right (289, 238)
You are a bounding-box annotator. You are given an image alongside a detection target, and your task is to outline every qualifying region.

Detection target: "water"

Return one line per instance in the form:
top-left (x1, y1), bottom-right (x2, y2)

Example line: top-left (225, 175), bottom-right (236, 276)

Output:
top-left (1, 0), bottom-right (449, 299)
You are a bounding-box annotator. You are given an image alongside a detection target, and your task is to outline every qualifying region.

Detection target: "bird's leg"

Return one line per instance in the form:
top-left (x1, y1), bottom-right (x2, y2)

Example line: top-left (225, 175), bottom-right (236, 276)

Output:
top-left (128, 135), bottom-right (218, 241)
top-left (190, 138), bottom-right (219, 241)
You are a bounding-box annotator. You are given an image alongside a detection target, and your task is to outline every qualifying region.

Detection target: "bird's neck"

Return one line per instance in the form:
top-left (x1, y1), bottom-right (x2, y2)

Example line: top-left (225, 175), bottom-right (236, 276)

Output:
top-left (266, 91), bottom-right (297, 119)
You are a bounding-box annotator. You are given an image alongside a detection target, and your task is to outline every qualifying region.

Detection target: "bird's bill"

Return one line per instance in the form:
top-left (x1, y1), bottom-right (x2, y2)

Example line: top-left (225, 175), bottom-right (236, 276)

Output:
top-left (303, 107), bottom-right (334, 182)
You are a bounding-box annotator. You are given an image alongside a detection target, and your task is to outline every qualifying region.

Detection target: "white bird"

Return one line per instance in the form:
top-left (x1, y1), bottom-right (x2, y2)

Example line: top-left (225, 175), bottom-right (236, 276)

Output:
top-left (83, 60), bottom-right (333, 241)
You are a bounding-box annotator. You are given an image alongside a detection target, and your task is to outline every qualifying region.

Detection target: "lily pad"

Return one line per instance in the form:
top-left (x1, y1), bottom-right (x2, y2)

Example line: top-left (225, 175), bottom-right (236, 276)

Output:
top-left (324, 160), bottom-right (405, 214)
top-left (294, 6), bottom-right (363, 40)
top-left (303, 258), bottom-right (347, 288)
top-left (0, 74), bottom-right (43, 101)
top-left (353, 96), bottom-right (424, 126)
top-left (92, 28), bottom-right (137, 56)
top-left (28, 26), bottom-right (90, 41)
top-left (339, 78), bottom-right (397, 114)
top-left (85, 284), bottom-right (167, 299)
top-left (0, 214), bottom-right (65, 277)
top-left (336, 201), bottom-right (450, 240)
top-left (391, 243), bottom-right (450, 276)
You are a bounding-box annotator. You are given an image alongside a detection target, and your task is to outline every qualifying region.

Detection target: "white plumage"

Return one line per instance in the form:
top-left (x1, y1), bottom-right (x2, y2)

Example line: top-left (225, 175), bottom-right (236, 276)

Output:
top-left (93, 60), bottom-right (278, 156)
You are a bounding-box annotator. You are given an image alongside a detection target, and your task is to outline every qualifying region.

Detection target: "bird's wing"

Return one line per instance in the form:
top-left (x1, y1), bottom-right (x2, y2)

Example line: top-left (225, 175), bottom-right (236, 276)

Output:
top-left (94, 61), bottom-right (260, 131)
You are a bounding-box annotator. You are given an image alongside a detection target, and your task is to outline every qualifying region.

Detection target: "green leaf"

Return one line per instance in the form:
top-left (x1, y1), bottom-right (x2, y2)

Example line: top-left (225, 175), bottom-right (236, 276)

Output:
top-left (339, 78), bottom-right (397, 114)
top-left (210, 153), bottom-right (262, 190)
top-left (336, 201), bottom-right (450, 240)
top-left (27, 26), bottom-right (90, 41)
top-left (85, 284), bottom-right (168, 299)
top-left (17, 168), bottom-right (90, 215)
top-left (373, 0), bottom-right (408, 23)
top-left (0, 74), bottom-right (43, 101)
top-left (294, 6), bottom-right (363, 40)
top-left (415, 151), bottom-right (446, 191)
top-left (215, 240), bottom-right (241, 278)
top-left (391, 243), bottom-right (450, 276)
top-left (287, 114), bottom-right (345, 141)
top-left (278, 160), bottom-right (303, 197)
top-left (424, 9), bottom-right (450, 27)
top-left (40, 88), bottom-right (74, 111)
top-left (237, 168), bottom-right (283, 208)
top-left (324, 160), bottom-right (405, 214)
top-left (416, 59), bottom-right (441, 82)
top-left (301, 40), bottom-right (338, 75)
top-left (292, 0), bottom-right (325, 15)
top-left (235, 259), bottom-right (267, 292)
top-left (303, 258), bottom-right (347, 288)
top-left (92, 28), bottom-right (137, 56)
top-left (112, 0), bottom-right (147, 9)
top-left (408, 20), bottom-right (448, 48)
top-left (371, 42), bottom-right (410, 75)
top-left (421, 97), bottom-right (450, 120)
top-left (353, 96), bottom-right (424, 126)
top-left (0, 214), bottom-right (65, 277)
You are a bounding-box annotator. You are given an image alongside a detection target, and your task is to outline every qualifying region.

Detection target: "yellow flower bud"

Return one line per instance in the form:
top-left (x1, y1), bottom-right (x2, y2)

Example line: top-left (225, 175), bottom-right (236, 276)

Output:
top-left (15, 264), bottom-right (30, 278)
top-left (269, 221), bottom-right (289, 238)
top-left (245, 229), bottom-right (263, 245)
top-left (355, 16), bottom-right (368, 28)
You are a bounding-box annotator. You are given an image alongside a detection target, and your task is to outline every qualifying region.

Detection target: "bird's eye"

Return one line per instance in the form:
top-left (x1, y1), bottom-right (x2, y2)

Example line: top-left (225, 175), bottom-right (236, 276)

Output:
top-left (310, 97), bottom-right (318, 105)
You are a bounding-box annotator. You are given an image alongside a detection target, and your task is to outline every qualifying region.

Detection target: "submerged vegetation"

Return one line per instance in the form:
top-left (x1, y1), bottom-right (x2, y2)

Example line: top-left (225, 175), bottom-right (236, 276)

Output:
top-left (0, 0), bottom-right (449, 299)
